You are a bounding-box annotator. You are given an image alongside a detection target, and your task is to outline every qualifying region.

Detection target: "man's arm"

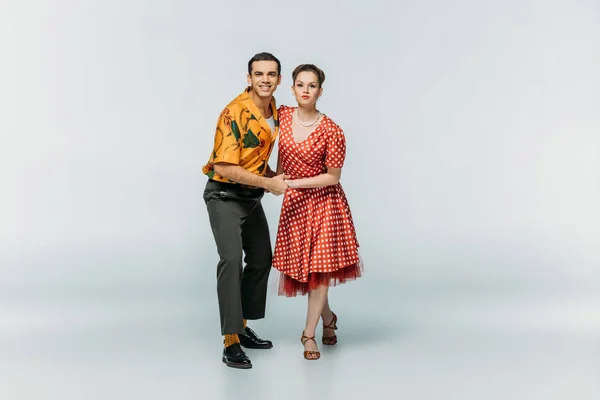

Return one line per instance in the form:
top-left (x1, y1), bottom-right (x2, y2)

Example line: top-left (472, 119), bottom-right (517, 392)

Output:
top-left (214, 162), bottom-right (288, 195)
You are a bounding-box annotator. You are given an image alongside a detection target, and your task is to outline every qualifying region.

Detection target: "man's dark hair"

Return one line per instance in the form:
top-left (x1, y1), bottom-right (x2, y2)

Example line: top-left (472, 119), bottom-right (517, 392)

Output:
top-left (248, 52), bottom-right (281, 75)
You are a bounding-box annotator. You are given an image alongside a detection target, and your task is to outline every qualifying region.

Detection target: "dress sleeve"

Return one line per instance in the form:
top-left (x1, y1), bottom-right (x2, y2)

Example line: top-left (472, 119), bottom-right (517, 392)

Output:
top-left (324, 128), bottom-right (346, 169)
top-left (211, 106), bottom-right (242, 165)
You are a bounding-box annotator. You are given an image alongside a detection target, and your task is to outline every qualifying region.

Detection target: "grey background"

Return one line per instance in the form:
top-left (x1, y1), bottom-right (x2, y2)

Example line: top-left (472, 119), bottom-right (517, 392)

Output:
top-left (1, 0), bottom-right (599, 399)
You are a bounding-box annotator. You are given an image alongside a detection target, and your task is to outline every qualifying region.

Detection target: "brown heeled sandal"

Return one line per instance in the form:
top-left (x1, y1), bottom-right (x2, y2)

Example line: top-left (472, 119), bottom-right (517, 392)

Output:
top-left (301, 331), bottom-right (320, 360)
top-left (322, 312), bottom-right (338, 345)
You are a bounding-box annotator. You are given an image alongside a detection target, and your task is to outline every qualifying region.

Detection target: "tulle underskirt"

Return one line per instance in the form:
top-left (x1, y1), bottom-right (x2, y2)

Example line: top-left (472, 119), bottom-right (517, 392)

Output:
top-left (277, 261), bottom-right (363, 298)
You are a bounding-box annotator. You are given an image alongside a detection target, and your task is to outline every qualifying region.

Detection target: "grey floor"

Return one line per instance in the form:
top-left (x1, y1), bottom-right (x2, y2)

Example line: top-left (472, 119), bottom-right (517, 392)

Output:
top-left (1, 268), bottom-right (599, 400)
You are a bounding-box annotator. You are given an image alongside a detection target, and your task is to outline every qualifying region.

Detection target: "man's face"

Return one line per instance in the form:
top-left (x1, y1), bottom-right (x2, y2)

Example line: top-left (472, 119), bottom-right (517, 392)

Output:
top-left (247, 60), bottom-right (281, 99)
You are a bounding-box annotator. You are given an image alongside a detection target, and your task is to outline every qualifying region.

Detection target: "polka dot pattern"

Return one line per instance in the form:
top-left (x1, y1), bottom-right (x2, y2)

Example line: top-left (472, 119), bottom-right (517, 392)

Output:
top-left (272, 106), bottom-right (361, 286)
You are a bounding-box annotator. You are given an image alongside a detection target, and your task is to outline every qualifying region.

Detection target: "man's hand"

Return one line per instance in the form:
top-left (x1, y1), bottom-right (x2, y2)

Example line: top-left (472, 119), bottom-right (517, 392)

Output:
top-left (266, 174), bottom-right (289, 196)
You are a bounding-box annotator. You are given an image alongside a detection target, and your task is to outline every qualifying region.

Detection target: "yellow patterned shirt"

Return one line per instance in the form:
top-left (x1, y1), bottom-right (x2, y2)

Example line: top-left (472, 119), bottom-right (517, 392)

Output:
top-left (202, 88), bottom-right (279, 183)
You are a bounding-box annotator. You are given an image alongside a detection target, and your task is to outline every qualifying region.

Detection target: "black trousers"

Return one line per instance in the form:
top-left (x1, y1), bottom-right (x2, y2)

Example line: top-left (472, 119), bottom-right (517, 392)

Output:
top-left (203, 180), bottom-right (272, 335)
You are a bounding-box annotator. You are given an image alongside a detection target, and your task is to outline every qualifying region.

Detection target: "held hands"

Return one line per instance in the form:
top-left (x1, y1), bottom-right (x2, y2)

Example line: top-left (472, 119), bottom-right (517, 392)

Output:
top-left (266, 174), bottom-right (290, 196)
top-left (283, 179), bottom-right (297, 189)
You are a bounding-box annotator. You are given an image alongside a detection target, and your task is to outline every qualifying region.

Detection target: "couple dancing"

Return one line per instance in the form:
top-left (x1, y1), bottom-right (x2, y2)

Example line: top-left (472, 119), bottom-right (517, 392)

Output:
top-left (202, 52), bottom-right (362, 369)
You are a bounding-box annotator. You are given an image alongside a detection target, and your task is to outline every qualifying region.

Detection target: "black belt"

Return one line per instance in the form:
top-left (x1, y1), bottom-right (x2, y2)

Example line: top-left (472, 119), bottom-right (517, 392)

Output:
top-left (208, 179), bottom-right (262, 191)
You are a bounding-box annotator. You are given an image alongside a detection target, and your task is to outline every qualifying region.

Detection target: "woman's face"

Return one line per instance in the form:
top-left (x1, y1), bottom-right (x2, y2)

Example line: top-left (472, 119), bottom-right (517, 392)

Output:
top-left (292, 71), bottom-right (322, 107)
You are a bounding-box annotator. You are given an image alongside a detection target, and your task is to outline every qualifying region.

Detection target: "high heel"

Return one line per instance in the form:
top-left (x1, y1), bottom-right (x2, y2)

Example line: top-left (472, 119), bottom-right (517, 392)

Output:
top-left (301, 331), bottom-right (320, 360)
top-left (322, 312), bottom-right (338, 345)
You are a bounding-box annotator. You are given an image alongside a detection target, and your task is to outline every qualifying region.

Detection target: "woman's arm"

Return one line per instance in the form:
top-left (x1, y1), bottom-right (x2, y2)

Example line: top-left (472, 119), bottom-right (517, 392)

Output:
top-left (285, 167), bottom-right (341, 189)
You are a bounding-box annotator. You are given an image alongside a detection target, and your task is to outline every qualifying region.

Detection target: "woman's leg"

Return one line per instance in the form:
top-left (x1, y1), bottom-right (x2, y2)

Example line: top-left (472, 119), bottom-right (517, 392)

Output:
top-left (321, 293), bottom-right (336, 339)
top-left (303, 284), bottom-right (328, 356)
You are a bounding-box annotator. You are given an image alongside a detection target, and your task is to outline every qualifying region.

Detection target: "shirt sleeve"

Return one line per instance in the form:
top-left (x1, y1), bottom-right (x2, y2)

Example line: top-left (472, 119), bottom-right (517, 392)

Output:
top-left (324, 128), bottom-right (346, 169)
top-left (211, 106), bottom-right (242, 165)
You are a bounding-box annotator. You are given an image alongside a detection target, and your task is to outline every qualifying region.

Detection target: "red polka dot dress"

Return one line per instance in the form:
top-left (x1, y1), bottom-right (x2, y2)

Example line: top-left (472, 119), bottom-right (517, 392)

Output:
top-left (272, 106), bottom-right (362, 297)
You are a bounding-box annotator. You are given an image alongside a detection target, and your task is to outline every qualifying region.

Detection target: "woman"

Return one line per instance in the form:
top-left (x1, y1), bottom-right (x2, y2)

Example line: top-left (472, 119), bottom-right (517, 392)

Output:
top-left (272, 64), bottom-right (362, 360)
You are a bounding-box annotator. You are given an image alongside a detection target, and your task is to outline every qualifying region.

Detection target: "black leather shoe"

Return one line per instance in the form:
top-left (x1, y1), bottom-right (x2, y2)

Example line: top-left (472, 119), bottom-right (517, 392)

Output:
top-left (222, 343), bottom-right (252, 369)
top-left (239, 326), bottom-right (273, 349)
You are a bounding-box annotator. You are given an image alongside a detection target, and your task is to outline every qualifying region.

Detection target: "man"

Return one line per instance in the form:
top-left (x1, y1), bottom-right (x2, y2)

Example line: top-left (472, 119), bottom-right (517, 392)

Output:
top-left (202, 52), bottom-right (288, 369)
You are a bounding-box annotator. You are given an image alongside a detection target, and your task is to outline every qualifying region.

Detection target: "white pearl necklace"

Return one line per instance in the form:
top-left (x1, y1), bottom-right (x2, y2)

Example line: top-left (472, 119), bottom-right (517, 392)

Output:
top-left (295, 109), bottom-right (321, 127)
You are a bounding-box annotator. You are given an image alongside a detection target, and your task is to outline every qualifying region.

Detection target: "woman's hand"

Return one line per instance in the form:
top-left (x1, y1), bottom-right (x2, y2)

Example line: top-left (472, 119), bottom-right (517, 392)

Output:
top-left (284, 179), bottom-right (297, 189)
